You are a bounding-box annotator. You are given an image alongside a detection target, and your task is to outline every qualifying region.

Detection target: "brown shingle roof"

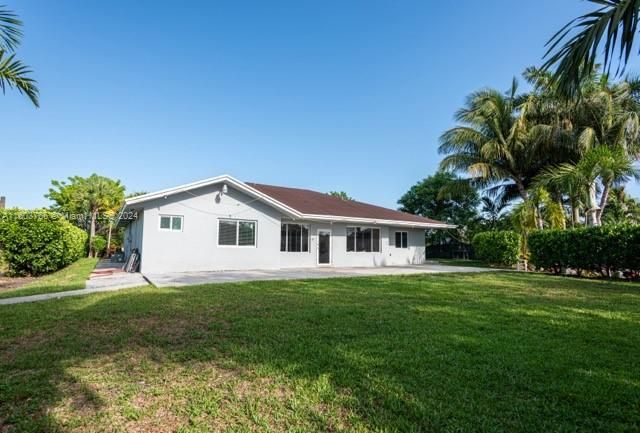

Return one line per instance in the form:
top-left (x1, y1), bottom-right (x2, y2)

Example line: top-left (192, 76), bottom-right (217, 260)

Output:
top-left (247, 182), bottom-right (447, 226)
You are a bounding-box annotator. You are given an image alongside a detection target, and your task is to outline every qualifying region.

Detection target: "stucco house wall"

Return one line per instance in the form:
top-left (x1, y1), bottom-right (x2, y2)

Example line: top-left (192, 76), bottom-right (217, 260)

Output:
top-left (137, 184), bottom-right (282, 274)
top-left (120, 175), bottom-right (443, 274)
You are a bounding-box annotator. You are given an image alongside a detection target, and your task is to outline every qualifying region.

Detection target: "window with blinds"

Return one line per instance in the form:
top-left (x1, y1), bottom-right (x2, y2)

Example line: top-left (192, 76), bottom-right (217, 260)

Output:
top-left (346, 227), bottom-right (380, 252)
top-left (218, 219), bottom-right (256, 246)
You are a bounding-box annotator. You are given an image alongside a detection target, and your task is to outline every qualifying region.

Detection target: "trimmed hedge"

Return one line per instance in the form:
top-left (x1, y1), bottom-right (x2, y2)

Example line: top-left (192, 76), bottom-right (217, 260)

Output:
top-left (0, 209), bottom-right (87, 276)
top-left (528, 225), bottom-right (640, 277)
top-left (472, 230), bottom-right (520, 266)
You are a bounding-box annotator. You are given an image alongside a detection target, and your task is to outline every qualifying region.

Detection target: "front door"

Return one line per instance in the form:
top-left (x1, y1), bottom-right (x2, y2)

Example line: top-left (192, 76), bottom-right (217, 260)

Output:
top-left (317, 229), bottom-right (331, 265)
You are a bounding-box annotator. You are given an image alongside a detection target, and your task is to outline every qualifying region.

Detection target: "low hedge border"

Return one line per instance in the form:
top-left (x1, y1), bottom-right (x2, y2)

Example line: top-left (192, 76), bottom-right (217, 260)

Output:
top-left (528, 225), bottom-right (640, 277)
top-left (472, 230), bottom-right (520, 266)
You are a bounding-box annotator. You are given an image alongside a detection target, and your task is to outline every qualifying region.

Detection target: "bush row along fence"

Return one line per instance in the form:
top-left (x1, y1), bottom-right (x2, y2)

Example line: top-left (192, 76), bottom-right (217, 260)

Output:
top-left (528, 225), bottom-right (640, 277)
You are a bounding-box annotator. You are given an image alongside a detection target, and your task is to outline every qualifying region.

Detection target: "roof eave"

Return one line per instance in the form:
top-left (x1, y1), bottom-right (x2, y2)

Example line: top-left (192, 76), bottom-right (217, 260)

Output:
top-left (122, 174), bottom-right (301, 219)
top-left (298, 213), bottom-right (455, 229)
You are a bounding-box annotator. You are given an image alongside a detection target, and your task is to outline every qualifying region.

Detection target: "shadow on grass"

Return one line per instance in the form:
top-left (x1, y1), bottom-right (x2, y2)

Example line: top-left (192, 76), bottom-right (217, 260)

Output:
top-left (0, 272), bottom-right (639, 432)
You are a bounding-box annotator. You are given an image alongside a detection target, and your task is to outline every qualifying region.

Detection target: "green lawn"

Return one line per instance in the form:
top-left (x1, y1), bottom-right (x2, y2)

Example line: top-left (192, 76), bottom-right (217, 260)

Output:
top-left (0, 272), bottom-right (638, 432)
top-left (437, 258), bottom-right (510, 269)
top-left (0, 258), bottom-right (98, 299)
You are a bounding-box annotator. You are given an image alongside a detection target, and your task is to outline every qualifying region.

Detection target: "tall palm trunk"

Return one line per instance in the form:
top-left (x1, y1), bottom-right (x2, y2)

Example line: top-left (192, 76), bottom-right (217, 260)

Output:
top-left (571, 198), bottom-right (580, 227)
top-left (596, 183), bottom-right (612, 226)
top-left (587, 182), bottom-right (599, 226)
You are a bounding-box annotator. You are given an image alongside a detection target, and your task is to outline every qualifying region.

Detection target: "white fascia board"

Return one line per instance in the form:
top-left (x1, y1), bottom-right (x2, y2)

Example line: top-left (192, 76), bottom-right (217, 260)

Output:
top-left (298, 213), bottom-right (456, 229)
top-left (122, 174), bottom-right (301, 219)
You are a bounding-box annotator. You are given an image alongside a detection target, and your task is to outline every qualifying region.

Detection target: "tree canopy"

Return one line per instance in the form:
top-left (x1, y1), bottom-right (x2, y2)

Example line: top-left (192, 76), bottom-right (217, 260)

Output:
top-left (46, 174), bottom-right (125, 257)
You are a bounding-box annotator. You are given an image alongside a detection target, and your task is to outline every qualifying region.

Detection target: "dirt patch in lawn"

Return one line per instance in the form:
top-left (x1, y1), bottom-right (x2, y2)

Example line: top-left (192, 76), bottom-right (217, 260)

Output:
top-left (0, 275), bottom-right (35, 291)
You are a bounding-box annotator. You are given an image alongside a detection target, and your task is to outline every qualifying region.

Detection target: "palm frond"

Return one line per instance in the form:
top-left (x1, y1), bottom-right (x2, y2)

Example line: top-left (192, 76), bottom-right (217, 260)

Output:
top-left (0, 5), bottom-right (22, 52)
top-left (0, 50), bottom-right (39, 106)
top-left (543, 0), bottom-right (640, 97)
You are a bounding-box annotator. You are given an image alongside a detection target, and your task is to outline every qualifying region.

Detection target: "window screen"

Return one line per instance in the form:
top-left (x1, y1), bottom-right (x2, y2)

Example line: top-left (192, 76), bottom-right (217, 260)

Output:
top-left (280, 223), bottom-right (309, 252)
top-left (160, 215), bottom-right (182, 232)
top-left (160, 216), bottom-right (171, 230)
top-left (347, 227), bottom-right (380, 252)
top-left (218, 220), bottom-right (238, 245)
top-left (219, 219), bottom-right (256, 246)
top-left (238, 221), bottom-right (256, 246)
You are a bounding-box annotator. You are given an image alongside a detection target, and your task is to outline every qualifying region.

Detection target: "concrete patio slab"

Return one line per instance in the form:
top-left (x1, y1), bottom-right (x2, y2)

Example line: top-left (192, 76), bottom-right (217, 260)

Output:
top-left (85, 272), bottom-right (149, 291)
top-left (145, 262), bottom-right (495, 288)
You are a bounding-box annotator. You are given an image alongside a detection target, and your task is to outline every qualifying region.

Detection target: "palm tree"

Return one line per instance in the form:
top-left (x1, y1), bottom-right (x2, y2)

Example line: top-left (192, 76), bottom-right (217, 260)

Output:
top-left (536, 146), bottom-right (639, 226)
top-left (438, 79), bottom-right (562, 203)
top-left (479, 195), bottom-right (509, 229)
top-left (543, 0), bottom-right (640, 97)
top-left (0, 6), bottom-right (38, 106)
top-left (77, 175), bottom-right (125, 257)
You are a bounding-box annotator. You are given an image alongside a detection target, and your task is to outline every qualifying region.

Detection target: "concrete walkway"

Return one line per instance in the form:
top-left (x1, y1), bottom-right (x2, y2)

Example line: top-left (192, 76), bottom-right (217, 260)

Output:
top-left (145, 262), bottom-right (494, 288)
top-left (0, 260), bottom-right (149, 306)
top-left (0, 276), bottom-right (149, 305)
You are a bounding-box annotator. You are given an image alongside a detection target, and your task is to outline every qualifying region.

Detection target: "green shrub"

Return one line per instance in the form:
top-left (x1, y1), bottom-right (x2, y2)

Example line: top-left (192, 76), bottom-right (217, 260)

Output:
top-left (0, 209), bottom-right (87, 276)
top-left (472, 230), bottom-right (520, 266)
top-left (91, 235), bottom-right (107, 257)
top-left (528, 225), bottom-right (640, 276)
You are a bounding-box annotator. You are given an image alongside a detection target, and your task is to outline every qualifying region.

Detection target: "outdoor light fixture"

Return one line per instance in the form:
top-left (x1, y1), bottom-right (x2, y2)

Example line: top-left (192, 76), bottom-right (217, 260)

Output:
top-left (215, 184), bottom-right (227, 203)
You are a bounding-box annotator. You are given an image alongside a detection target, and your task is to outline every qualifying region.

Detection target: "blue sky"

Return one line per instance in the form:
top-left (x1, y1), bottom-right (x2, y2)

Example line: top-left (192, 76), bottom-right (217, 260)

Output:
top-left (2, 0), bottom-right (639, 209)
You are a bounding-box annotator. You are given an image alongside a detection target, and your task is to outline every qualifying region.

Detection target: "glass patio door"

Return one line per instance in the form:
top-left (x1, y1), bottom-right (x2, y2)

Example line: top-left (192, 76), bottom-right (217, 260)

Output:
top-left (317, 230), bottom-right (331, 265)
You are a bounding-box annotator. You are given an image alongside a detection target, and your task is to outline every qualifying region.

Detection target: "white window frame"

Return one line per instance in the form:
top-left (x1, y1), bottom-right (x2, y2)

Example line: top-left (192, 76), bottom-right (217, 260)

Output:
top-left (217, 218), bottom-right (257, 248)
top-left (159, 214), bottom-right (183, 232)
top-left (280, 222), bottom-right (310, 253)
top-left (395, 231), bottom-right (408, 248)
top-left (346, 226), bottom-right (381, 253)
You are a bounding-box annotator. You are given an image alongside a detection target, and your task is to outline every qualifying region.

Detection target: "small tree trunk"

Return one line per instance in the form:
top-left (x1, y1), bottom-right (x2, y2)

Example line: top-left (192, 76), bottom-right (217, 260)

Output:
top-left (587, 182), bottom-right (599, 226)
top-left (88, 208), bottom-right (98, 258)
top-left (106, 219), bottom-right (113, 258)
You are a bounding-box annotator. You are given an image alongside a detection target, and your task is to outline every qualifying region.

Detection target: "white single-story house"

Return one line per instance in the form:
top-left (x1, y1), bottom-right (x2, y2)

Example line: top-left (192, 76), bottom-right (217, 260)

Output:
top-left (120, 175), bottom-right (454, 274)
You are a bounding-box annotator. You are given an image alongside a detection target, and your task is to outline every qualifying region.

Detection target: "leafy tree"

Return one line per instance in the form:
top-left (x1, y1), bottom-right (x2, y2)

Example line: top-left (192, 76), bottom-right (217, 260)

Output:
top-left (328, 191), bottom-right (353, 201)
top-left (543, 0), bottom-right (640, 97)
top-left (46, 174), bottom-right (125, 257)
top-left (399, 172), bottom-right (479, 244)
top-left (0, 5), bottom-right (38, 106)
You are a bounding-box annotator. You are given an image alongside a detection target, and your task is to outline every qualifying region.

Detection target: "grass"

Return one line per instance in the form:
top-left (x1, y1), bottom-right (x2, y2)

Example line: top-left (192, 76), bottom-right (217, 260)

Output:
top-left (437, 258), bottom-right (511, 269)
top-left (0, 258), bottom-right (98, 299)
top-left (0, 272), bottom-right (638, 432)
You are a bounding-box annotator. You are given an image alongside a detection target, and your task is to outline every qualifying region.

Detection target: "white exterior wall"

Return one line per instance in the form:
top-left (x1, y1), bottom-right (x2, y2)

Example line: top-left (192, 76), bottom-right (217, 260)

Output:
top-left (124, 212), bottom-right (144, 258)
top-left (276, 222), bottom-right (425, 268)
top-left (131, 185), bottom-right (427, 273)
top-left (138, 184), bottom-right (282, 274)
